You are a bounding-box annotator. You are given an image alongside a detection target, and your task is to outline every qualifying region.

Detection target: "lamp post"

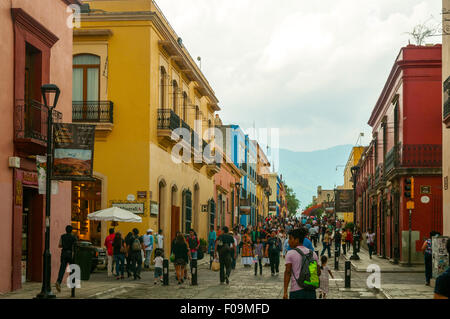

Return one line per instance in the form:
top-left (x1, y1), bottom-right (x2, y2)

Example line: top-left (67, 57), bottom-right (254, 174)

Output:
top-left (235, 182), bottom-right (241, 230)
top-left (36, 84), bottom-right (60, 299)
top-left (350, 166), bottom-right (360, 261)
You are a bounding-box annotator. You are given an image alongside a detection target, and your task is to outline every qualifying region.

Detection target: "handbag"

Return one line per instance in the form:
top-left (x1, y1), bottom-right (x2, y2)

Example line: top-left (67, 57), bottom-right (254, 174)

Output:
top-left (211, 259), bottom-right (220, 271)
top-left (170, 253), bottom-right (175, 262)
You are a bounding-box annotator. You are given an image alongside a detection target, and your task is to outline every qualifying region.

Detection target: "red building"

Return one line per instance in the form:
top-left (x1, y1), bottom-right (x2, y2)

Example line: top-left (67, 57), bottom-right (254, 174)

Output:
top-left (0, 0), bottom-right (80, 293)
top-left (356, 45), bottom-right (443, 264)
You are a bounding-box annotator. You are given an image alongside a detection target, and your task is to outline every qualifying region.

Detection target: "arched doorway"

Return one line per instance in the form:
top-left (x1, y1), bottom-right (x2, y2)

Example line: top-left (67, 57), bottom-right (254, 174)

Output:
top-left (194, 184), bottom-right (200, 233)
top-left (182, 189), bottom-right (192, 233)
top-left (170, 185), bottom-right (179, 241)
top-left (158, 179), bottom-right (167, 232)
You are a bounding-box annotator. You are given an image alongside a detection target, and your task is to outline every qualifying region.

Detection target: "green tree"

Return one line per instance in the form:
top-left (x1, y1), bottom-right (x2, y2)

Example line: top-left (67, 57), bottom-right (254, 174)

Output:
top-left (285, 185), bottom-right (300, 217)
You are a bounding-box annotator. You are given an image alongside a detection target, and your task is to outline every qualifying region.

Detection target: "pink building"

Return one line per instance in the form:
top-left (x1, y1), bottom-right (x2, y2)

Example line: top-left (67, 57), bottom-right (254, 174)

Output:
top-left (213, 150), bottom-right (243, 231)
top-left (0, 0), bottom-right (78, 293)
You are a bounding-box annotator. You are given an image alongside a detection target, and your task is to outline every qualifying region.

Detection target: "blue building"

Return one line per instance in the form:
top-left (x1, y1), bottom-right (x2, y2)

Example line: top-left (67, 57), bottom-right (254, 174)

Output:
top-left (218, 125), bottom-right (249, 226)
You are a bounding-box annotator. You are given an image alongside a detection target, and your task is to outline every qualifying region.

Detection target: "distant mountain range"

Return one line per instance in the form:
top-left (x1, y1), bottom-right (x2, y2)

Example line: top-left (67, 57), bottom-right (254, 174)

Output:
top-left (277, 145), bottom-right (354, 212)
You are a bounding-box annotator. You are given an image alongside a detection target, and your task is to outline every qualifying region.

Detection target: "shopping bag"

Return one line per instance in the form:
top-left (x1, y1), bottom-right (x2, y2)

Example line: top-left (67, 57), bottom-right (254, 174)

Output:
top-left (211, 259), bottom-right (220, 271)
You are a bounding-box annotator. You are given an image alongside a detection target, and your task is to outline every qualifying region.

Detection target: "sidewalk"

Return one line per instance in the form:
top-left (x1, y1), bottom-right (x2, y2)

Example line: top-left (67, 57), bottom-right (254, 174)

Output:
top-left (342, 247), bottom-right (424, 273)
top-left (0, 257), bottom-right (211, 299)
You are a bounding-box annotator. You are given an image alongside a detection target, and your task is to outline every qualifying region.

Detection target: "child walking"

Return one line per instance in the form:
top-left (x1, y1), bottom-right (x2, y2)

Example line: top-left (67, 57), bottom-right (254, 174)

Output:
top-left (253, 237), bottom-right (264, 276)
top-left (319, 255), bottom-right (334, 299)
top-left (154, 249), bottom-right (164, 284)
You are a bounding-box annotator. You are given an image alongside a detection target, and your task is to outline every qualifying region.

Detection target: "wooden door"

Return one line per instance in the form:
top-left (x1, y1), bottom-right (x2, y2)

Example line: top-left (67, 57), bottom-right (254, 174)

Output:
top-left (171, 206), bottom-right (180, 241)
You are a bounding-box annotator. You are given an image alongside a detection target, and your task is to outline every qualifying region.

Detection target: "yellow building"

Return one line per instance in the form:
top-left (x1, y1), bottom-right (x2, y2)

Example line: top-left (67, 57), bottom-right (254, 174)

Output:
top-left (72, 0), bottom-right (221, 256)
top-left (338, 146), bottom-right (365, 223)
top-left (254, 141), bottom-right (271, 224)
top-left (343, 147), bottom-right (365, 189)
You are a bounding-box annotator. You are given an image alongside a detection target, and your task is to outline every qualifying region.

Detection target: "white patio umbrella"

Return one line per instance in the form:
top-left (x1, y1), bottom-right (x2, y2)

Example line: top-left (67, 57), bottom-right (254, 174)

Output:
top-left (87, 207), bottom-right (142, 223)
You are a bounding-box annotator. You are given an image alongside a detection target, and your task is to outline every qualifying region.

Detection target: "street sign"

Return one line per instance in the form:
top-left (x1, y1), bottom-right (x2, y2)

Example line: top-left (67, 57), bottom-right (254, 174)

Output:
top-left (406, 201), bottom-right (414, 210)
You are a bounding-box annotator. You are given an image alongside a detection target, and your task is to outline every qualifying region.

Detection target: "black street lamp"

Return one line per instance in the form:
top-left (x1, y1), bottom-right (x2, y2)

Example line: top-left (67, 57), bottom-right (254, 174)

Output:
top-left (350, 166), bottom-right (360, 261)
top-left (235, 182), bottom-right (242, 230)
top-left (36, 84), bottom-right (60, 299)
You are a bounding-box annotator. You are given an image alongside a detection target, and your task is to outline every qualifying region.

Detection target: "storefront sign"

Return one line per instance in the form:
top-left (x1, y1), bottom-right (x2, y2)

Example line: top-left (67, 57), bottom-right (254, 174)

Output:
top-left (111, 202), bottom-right (145, 215)
top-left (335, 190), bottom-right (354, 213)
top-left (22, 171), bottom-right (38, 186)
top-left (52, 123), bottom-right (95, 181)
top-left (15, 180), bottom-right (22, 206)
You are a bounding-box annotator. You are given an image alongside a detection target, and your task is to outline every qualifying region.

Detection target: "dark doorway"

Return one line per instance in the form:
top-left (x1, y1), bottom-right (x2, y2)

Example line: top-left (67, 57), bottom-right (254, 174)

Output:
top-left (22, 187), bottom-right (43, 283)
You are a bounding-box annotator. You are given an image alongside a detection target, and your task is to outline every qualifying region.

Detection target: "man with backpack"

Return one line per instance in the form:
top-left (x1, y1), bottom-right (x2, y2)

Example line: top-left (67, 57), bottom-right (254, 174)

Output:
top-left (214, 226), bottom-right (236, 285)
top-left (283, 228), bottom-right (321, 299)
top-left (266, 230), bottom-right (282, 276)
top-left (126, 228), bottom-right (144, 280)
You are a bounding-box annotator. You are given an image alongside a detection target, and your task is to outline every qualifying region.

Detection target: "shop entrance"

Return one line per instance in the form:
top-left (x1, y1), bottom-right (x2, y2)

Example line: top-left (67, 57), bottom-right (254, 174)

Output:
top-left (22, 187), bottom-right (43, 283)
top-left (71, 179), bottom-right (102, 246)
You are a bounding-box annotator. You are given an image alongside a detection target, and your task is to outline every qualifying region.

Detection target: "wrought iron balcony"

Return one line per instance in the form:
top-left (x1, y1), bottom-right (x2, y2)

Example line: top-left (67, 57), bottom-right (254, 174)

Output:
top-left (375, 164), bottom-right (383, 185)
top-left (444, 76), bottom-right (450, 126)
top-left (14, 99), bottom-right (62, 154)
top-left (158, 108), bottom-right (180, 131)
top-left (384, 145), bottom-right (399, 174)
top-left (401, 144), bottom-right (442, 168)
top-left (72, 101), bottom-right (113, 123)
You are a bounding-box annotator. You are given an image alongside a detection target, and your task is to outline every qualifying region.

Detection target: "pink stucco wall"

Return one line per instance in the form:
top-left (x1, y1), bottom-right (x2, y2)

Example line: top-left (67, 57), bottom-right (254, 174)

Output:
top-left (0, 0), bottom-right (73, 293)
top-left (214, 162), bottom-right (240, 229)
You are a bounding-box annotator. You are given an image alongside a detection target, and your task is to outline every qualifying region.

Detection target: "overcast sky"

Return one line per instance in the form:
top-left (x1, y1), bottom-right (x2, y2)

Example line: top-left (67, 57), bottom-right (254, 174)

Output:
top-left (156, 0), bottom-right (442, 152)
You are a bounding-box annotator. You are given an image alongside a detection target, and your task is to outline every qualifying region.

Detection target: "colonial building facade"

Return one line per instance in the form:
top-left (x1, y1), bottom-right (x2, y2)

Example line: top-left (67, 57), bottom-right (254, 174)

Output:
top-left (0, 0), bottom-right (79, 293)
top-left (356, 44), bottom-right (443, 264)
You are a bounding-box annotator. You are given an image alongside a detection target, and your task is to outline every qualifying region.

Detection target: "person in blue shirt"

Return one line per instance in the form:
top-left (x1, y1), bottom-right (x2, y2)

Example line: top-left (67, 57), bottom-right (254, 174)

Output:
top-left (208, 226), bottom-right (216, 255)
top-left (284, 230), bottom-right (315, 253)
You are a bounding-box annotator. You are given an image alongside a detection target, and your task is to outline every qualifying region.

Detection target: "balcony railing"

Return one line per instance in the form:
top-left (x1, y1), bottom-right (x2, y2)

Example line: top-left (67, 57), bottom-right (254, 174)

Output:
top-left (375, 164), bottom-right (383, 184)
top-left (158, 108), bottom-right (181, 131)
top-left (72, 101), bottom-right (113, 123)
top-left (384, 145), bottom-right (399, 174)
top-left (444, 76), bottom-right (450, 123)
top-left (14, 99), bottom-right (62, 144)
top-left (401, 144), bottom-right (442, 168)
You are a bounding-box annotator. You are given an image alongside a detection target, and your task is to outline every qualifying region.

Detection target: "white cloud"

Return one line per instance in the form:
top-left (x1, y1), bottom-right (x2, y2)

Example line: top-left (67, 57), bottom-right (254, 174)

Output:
top-left (155, 0), bottom-right (442, 151)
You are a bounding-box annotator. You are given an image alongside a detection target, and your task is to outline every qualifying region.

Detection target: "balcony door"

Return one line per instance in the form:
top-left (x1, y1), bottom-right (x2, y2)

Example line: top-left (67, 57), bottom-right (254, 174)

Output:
top-left (73, 54), bottom-right (100, 121)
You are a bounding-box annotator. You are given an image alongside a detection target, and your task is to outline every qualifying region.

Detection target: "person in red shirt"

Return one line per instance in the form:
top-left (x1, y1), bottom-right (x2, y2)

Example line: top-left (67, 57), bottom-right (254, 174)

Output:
top-left (346, 228), bottom-right (353, 253)
top-left (104, 228), bottom-right (116, 277)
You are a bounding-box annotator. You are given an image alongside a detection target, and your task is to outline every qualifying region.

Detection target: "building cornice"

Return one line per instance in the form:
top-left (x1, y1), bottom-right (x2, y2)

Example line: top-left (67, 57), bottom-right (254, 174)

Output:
top-left (368, 48), bottom-right (441, 127)
top-left (11, 8), bottom-right (59, 48)
top-left (80, 11), bottom-right (219, 105)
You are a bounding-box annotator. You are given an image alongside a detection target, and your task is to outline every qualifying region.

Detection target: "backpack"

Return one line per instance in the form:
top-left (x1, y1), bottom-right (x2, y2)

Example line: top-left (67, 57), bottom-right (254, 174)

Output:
top-left (217, 235), bottom-right (232, 256)
top-left (292, 248), bottom-right (319, 291)
top-left (131, 236), bottom-right (141, 252)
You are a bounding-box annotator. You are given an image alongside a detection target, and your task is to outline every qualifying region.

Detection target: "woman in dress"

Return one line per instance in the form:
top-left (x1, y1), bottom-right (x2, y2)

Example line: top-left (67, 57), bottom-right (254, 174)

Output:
top-left (241, 229), bottom-right (253, 267)
top-left (172, 233), bottom-right (191, 285)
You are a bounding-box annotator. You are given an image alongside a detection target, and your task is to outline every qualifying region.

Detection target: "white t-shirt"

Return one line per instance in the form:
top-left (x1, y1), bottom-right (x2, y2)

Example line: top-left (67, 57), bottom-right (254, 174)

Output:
top-left (157, 234), bottom-right (164, 249)
top-left (154, 256), bottom-right (163, 268)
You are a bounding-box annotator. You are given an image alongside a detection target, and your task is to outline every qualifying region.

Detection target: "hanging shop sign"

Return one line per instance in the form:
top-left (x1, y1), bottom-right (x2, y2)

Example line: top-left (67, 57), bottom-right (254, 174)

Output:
top-left (52, 123), bottom-right (95, 181)
top-left (334, 190), bottom-right (354, 213)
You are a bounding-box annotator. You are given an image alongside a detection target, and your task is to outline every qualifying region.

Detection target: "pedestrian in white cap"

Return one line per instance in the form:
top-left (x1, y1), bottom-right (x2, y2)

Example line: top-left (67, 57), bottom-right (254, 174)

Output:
top-left (143, 229), bottom-right (154, 269)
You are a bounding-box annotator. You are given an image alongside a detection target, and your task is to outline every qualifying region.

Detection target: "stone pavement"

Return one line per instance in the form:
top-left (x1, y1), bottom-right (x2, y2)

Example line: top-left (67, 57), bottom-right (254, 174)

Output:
top-left (0, 246), bottom-right (434, 299)
top-left (342, 246), bottom-right (424, 273)
top-left (0, 255), bottom-right (383, 299)
top-left (327, 243), bottom-right (435, 299)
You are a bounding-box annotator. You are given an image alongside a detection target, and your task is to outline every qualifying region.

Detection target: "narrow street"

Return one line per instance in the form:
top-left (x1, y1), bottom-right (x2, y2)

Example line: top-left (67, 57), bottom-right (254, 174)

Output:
top-left (0, 239), bottom-right (434, 300)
